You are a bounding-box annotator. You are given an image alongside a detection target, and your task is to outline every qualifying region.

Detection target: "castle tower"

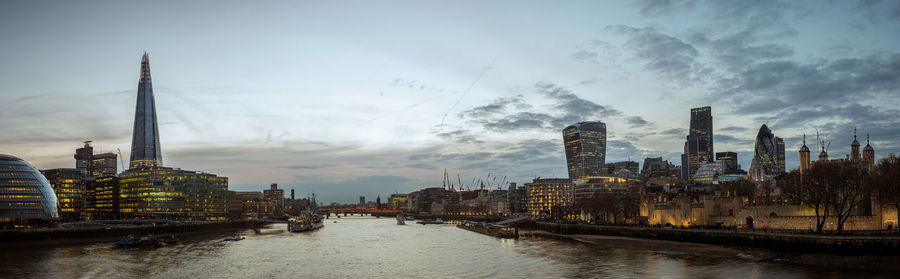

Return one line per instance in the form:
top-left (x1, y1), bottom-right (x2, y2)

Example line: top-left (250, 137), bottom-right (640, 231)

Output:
top-left (818, 139), bottom-right (828, 162)
top-left (129, 52), bottom-right (163, 169)
top-left (863, 133), bottom-right (875, 171)
top-left (851, 127), bottom-right (860, 162)
top-left (799, 134), bottom-right (810, 174)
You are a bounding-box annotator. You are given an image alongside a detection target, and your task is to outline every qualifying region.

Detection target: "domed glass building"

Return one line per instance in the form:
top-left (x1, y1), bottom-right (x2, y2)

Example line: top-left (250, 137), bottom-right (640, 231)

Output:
top-left (0, 154), bottom-right (59, 229)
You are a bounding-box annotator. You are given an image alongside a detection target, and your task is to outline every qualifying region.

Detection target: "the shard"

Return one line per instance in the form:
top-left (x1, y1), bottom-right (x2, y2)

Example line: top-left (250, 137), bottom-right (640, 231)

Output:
top-left (129, 52), bottom-right (163, 169)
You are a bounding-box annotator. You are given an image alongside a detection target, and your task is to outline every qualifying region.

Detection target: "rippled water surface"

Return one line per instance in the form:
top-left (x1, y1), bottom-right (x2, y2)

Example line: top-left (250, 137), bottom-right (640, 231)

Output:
top-left (0, 217), bottom-right (892, 278)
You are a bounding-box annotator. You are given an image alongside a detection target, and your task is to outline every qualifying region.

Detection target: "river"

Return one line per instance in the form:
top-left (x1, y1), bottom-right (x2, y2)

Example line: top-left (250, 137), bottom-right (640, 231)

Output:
top-left (0, 217), bottom-right (893, 278)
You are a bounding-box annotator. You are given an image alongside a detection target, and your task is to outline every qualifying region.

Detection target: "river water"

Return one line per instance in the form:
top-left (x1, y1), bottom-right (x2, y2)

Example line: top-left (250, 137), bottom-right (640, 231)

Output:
top-left (0, 217), bottom-right (892, 278)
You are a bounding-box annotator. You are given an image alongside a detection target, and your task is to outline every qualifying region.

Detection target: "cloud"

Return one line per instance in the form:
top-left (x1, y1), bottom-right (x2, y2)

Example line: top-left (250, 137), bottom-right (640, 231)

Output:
top-left (720, 126), bottom-right (749, 133)
top-left (606, 25), bottom-right (706, 82)
top-left (625, 116), bottom-right (650, 127)
top-left (659, 128), bottom-right (687, 136)
top-left (458, 95), bottom-right (530, 119)
top-left (720, 53), bottom-right (900, 114)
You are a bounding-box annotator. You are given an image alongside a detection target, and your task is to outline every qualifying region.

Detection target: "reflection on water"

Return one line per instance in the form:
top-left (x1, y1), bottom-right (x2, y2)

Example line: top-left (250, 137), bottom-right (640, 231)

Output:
top-left (0, 218), bottom-right (892, 278)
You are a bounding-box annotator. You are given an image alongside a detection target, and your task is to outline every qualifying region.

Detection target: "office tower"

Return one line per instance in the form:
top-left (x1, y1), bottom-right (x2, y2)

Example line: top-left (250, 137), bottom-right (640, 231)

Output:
top-left (563, 121), bottom-right (607, 181)
top-left (75, 141), bottom-right (94, 177)
top-left (684, 107), bottom-right (713, 179)
top-left (129, 52), bottom-right (163, 169)
top-left (41, 168), bottom-right (84, 221)
top-left (754, 124), bottom-right (785, 176)
top-left (715, 152), bottom-right (739, 174)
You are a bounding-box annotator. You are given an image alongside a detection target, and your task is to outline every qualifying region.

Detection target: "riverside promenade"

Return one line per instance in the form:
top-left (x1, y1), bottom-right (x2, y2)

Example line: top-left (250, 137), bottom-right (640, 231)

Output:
top-left (531, 222), bottom-right (900, 255)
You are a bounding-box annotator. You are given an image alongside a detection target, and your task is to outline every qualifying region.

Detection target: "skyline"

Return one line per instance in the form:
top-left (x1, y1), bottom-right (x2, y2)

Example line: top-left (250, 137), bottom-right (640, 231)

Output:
top-left (2, 1), bottom-right (900, 203)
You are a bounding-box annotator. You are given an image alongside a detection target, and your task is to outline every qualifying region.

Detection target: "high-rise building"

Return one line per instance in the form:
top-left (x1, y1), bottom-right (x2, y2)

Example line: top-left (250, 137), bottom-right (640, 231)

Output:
top-left (0, 154), bottom-right (59, 229)
top-left (563, 121), bottom-right (607, 180)
top-left (118, 53), bottom-right (228, 221)
top-left (754, 124), bottom-right (785, 176)
top-left (85, 175), bottom-right (119, 220)
top-left (684, 106), bottom-right (713, 179)
top-left (91, 152), bottom-right (117, 177)
top-left (74, 141), bottom-right (118, 178)
top-left (75, 141), bottom-right (94, 177)
top-left (41, 168), bottom-right (84, 221)
top-left (715, 152), bottom-right (740, 174)
top-left (129, 52), bottom-right (163, 169)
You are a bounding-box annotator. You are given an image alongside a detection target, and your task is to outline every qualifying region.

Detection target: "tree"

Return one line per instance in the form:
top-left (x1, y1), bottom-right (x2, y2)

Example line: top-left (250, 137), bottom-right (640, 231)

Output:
top-left (825, 160), bottom-right (870, 232)
top-left (874, 154), bottom-right (900, 230)
top-left (781, 169), bottom-right (829, 233)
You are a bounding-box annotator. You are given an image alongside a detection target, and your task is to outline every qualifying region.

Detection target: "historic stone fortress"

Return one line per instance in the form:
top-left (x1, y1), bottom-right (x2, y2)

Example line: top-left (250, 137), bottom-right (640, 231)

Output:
top-left (642, 130), bottom-right (897, 231)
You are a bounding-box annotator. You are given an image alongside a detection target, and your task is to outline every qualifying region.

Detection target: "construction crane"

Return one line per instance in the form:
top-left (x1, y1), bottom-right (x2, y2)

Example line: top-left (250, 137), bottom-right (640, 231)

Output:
top-left (116, 148), bottom-right (126, 172)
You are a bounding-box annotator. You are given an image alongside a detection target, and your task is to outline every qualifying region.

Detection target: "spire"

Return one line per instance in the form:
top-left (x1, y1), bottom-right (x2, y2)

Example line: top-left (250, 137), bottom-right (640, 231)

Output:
top-left (129, 52), bottom-right (163, 169)
top-left (852, 127), bottom-right (860, 146)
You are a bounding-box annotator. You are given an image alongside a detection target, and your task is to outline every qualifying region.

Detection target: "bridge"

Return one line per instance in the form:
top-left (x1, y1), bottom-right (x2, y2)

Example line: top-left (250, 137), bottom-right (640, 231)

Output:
top-left (324, 209), bottom-right (401, 218)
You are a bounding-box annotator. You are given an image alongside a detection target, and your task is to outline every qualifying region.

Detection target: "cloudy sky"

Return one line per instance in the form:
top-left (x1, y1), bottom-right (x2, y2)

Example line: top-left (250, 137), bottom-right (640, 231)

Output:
top-left (2, 0), bottom-right (899, 203)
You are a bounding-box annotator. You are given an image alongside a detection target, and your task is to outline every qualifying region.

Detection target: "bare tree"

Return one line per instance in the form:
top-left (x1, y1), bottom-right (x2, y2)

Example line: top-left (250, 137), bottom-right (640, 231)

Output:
top-left (782, 168), bottom-right (829, 233)
top-left (875, 154), bottom-right (900, 230)
top-left (816, 160), bottom-right (871, 233)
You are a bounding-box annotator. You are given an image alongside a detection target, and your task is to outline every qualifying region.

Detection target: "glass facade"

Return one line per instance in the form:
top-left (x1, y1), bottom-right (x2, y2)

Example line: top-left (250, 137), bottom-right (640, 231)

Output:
top-left (563, 121), bottom-right (606, 181)
top-left (573, 176), bottom-right (639, 199)
top-left (684, 106), bottom-right (713, 179)
top-left (85, 175), bottom-right (119, 220)
top-left (0, 154), bottom-right (59, 229)
top-left (754, 124), bottom-right (785, 176)
top-left (119, 167), bottom-right (227, 221)
top-left (129, 52), bottom-right (163, 169)
top-left (715, 152), bottom-right (740, 174)
top-left (41, 168), bottom-right (84, 221)
top-left (525, 178), bottom-right (574, 219)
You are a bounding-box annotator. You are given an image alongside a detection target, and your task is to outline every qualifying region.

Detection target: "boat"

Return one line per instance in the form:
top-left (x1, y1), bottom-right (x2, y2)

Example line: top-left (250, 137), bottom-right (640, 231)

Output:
top-left (457, 221), bottom-right (518, 238)
top-left (405, 216), bottom-right (415, 221)
top-left (115, 235), bottom-right (141, 247)
top-left (288, 213), bottom-right (324, 232)
top-left (416, 218), bottom-right (445, 225)
top-left (396, 214), bottom-right (405, 225)
top-left (115, 234), bottom-right (168, 248)
top-left (223, 235), bottom-right (245, 241)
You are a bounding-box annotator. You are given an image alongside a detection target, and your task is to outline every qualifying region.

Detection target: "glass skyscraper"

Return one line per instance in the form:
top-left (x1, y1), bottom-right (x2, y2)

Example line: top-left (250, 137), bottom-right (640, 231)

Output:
top-left (129, 52), bottom-right (163, 169)
top-left (753, 124), bottom-right (785, 176)
top-left (118, 53), bottom-right (228, 221)
top-left (683, 106), bottom-right (713, 179)
top-left (563, 121), bottom-right (607, 181)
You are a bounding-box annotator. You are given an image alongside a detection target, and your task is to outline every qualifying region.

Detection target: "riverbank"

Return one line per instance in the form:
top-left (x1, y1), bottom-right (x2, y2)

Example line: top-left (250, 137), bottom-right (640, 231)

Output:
top-left (521, 229), bottom-right (900, 271)
top-left (0, 221), bottom-right (263, 247)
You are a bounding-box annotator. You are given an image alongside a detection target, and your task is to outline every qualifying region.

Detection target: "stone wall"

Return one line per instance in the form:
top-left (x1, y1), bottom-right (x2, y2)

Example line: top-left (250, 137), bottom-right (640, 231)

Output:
top-left (645, 196), bottom-right (899, 231)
